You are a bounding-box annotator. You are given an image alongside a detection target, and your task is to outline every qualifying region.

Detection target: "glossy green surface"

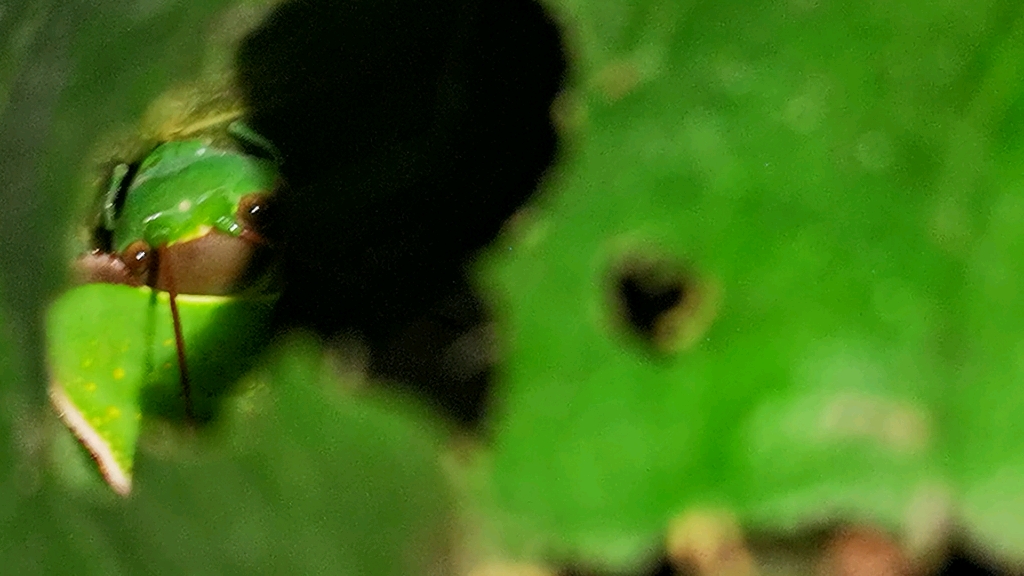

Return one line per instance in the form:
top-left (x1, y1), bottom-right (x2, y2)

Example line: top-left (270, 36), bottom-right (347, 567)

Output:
top-left (112, 140), bottom-right (277, 252)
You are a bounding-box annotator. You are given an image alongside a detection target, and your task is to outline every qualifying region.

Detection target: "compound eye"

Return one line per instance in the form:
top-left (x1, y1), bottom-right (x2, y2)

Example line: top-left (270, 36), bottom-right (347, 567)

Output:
top-left (122, 240), bottom-right (153, 282)
top-left (237, 193), bottom-right (272, 236)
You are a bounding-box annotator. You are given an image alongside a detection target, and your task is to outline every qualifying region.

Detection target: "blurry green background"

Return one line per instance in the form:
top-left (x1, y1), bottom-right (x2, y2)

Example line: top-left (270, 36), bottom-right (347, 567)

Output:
top-left (5, 0), bottom-right (1024, 574)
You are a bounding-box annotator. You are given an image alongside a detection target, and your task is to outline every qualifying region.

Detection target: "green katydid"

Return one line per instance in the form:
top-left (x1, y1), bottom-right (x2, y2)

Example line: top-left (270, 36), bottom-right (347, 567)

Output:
top-left (47, 105), bottom-right (281, 496)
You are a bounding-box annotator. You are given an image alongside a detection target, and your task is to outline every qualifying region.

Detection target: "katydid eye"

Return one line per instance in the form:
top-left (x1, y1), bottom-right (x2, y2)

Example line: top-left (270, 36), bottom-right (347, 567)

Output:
top-left (122, 240), bottom-right (153, 279)
top-left (237, 193), bottom-right (271, 233)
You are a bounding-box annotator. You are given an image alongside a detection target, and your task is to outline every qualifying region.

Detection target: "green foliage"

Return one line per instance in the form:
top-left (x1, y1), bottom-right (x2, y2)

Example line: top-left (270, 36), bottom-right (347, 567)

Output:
top-left (0, 2), bottom-right (455, 574)
top-left (7, 338), bottom-right (455, 575)
top-left (47, 284), bottom-right (277, 493)
top-left (478, 0), bottom-right (1024, 570)
top-left (9, 0), bottom-right (1024, 573)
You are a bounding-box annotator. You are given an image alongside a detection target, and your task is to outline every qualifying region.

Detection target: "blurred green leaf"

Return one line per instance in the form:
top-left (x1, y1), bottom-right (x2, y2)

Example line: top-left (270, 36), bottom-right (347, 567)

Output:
top-left (0, 289), bottom-right (21, 527)
top-left (117, 338), bottom-right (452, 576)
top-left (5, 338), bottom-right (454, 575)
top-left (479, 0), bottom-right (1024, 570)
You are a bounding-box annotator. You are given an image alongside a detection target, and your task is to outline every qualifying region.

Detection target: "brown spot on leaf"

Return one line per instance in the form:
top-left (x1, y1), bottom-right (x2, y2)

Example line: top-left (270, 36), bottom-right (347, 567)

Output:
top-left (818, 527), bottom-right (912, 576)
top-left (595, 59), bottom-right (642, 101)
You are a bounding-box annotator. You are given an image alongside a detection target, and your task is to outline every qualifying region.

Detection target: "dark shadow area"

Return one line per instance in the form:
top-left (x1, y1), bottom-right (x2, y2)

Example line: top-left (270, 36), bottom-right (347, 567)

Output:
top-left (609, 254), bottom-right (710, 355)
top-left (561, 558), bottom-right (675, 576)
top-left (617, 266), bottom-right (688, 344)
top-left (236, 0), bottom-right (566, 426)
top-left (937, 547), bottom-right (1001, 576)
top-left (555, 535), bottom-right (1010, 576)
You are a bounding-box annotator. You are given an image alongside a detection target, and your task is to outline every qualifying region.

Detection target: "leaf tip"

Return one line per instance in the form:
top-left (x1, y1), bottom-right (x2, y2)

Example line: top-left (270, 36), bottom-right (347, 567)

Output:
top-left (50, 384), bottom-right (133, 496)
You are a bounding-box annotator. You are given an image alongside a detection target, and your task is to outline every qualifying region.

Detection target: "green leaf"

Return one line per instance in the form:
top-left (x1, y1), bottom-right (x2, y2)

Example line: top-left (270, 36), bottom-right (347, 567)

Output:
top-left (5, 338), bottom-right (455, 576)
top-left (104, 338), bottom-right (456, 576)
top-left (0, 287), bottom-right (22, 525)
top-left (479, 0), bottom-right (1024, 570)
top-left (46, 283), bottom-right (276, 494)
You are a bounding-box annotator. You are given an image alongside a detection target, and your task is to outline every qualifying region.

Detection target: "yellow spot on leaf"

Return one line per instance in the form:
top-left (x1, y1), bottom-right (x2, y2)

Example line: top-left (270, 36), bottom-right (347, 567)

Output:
top-left (163, 338), bottom-right (174, 347)
top-left (84, 381), bottom-right (97, 392)
top-left (595, 59), bottom-right (642, 101)
top-left (106, 406), bottom-right (121, 419)
top-left (113, 367), bottom-right (125, 380)
top-left (666, 509), bottom-right (754, 576)
top-left (81, 358), bottom-right (93, 369)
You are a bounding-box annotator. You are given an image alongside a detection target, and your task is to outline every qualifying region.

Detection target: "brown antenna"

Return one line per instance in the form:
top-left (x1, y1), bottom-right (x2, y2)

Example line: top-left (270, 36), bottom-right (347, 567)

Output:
top-left (156, 246), bottom-right (195, 423)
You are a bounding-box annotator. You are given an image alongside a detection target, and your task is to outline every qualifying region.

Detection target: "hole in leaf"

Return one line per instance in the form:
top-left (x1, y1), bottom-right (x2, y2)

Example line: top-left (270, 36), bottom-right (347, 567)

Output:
top-left (619, 272), bottom-right (686, 338)
top-left (611, 255), bottom-right (719, 353)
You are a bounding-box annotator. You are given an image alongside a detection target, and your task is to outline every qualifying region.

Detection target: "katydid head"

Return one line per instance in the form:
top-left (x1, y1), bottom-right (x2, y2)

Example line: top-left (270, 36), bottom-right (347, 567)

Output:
top-left (78, 133), bottom-right (280, 296)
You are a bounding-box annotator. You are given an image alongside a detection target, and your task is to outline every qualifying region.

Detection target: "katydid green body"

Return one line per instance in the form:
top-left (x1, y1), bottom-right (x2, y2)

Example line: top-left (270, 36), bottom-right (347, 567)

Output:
top-left (109, 139), bottom-right (277, 252)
